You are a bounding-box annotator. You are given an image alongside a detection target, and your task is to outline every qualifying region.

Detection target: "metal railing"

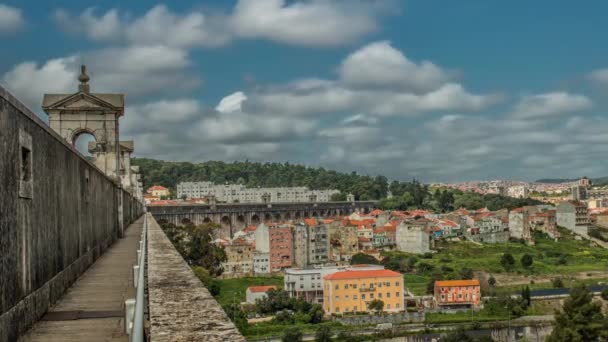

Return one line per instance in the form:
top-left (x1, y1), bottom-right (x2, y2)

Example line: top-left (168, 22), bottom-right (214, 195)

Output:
top-left (126, 213), bottom-right (148, 341)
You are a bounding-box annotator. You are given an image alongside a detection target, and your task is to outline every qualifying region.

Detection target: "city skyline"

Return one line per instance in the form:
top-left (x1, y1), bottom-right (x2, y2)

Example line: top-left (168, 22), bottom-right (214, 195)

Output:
top-left (1, 0), bottom-right (608, 182)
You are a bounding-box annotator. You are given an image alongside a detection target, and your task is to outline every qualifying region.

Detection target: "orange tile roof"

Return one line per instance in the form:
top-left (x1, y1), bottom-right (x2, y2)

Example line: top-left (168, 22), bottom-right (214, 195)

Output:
top-left (435, 279), bottom-right (480, 287)
top-left (247, 285), bottom-right (277, 293)
top-left (324, 269), bottom-right (401, 280)
top-left (370, 209), bottom-right (384, 216)
top-left (304, 218), bottom-right (317, 226)
top-left (147, 185), bottom-right (168, 192)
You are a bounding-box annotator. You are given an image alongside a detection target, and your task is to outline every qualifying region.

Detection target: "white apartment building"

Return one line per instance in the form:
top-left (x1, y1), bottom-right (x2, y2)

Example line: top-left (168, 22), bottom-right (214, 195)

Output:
top-left (177, 181), bottom-right (339, 203)
top-left (508, 185), bottom-right (529, 199)
top-left (284, 264), bottom-right (384, 304)
top-left (396, 220), bottom-right (432, 254)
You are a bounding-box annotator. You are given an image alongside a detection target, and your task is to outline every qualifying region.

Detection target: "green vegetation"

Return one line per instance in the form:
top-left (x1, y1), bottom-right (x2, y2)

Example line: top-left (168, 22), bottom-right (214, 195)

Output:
top-left (215, 276), bottom-right (283, 307)
top-left (132, 157), bottom-right (388, 200)
top-left (378, 184), bottom-right (543, 212)
top-left (367, 299), bottom-right (384, 314)
top-left (350, 252), bottom-right (381, 265)
top-left (548, 284), bottom-right (608, 341)
top-left (442, 328), bottom-right (493, 342)
top-left (314, 325), bottom-right (332, 342)
top-left (384, 229), bottom-right (608, 295)
top-left (281, 326), bottom-right (303, 342)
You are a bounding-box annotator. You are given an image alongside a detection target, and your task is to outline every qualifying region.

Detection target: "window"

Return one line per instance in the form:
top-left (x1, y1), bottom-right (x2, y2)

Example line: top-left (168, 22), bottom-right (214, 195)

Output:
top-left (335, 285), bottom-right (339, 290)
top-left (345, 295), bottom-right (349, 300)
top-left (396, 303), bottom-right (400, 308)
top-left (344, 284), bottom-right (348, 289)
top-left (335, 307), bottom-right (340, 312)
top-left (395, 281), bottom-right (400, 287)
top-left (353, 295), bottom-right (358, 300)
top-left (370, 294), bottom-right (374, 299)
top-left (387, 304), bottom-right (391, 309)
top-left (378, 293), bottom-right (382, 298)
top-left (335, 296), bottom-right (340, 300)
top-left (386, 292), bottom-right (390, 298)
top-left (353, 284), bottom-right (357, 289)
top-left (362, 294), bottom-right (366, 300)
top-left (396, 292), bottom-right (400, 297)
top-left (354, 306), bottom-right (357, 311)
top-left (345, 307), bottom-right (349, 312)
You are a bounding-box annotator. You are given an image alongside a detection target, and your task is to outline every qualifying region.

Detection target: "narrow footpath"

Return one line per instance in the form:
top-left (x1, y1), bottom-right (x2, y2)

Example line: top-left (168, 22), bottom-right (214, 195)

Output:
top-left (19, 216), bottom-right (144, 342)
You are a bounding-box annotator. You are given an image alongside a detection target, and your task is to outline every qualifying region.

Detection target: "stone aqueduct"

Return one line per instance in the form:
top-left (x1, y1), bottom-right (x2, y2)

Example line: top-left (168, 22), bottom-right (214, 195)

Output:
top-left (147, 201), bottom-right (376, 238)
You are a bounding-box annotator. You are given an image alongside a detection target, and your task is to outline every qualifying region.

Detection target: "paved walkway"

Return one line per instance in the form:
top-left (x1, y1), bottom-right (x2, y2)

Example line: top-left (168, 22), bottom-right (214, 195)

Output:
top-left (19, 216), bottom-right (144, 342)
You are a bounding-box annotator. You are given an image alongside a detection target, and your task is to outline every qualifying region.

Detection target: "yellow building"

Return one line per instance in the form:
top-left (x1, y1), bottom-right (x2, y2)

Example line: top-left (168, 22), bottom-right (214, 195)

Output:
top-left (147, 185), bottom-right (170, 198)
top-left (323, 269), bottom-right (404, 315)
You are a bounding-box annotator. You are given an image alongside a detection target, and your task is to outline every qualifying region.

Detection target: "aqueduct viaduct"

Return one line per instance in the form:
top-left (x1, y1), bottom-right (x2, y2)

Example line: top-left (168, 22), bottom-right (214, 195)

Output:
top-left (148, 201), bottom-right (376, 238)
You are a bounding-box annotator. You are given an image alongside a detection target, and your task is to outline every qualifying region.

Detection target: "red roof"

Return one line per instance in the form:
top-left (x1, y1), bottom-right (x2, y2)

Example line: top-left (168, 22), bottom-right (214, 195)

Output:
top-left (304, 218), bottom-right (317, 226)
top-left (247, 285), bottom-right (277, 293)
top-left (435, 279), bottom-right (480, 287)
top-left (324, 269), bottom-right (401, 280)
top-left (370, 209), bottom-right (384, 216)
top-left (358, 236), bottom-right (371, 242)
top-left (147, 185), bottom-right (168, 192)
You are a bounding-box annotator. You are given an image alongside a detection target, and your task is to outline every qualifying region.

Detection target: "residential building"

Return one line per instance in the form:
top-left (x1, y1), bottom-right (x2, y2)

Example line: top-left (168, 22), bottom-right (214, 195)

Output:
top-left (507, 185), bottom-right (528, 199)
top-left (323, 269), bottom-right (405, 315)
top-left (396, 220), bottom-right (432, 254)
top-left (176, 181), bottom-right (339, 203)
top-left (246, 285), bottom-right (277, 303)
top-left (147, 185), bottom-right (170, 198)
top-left (269, 225), bottom-right (294, 271)
top-left (221, 237), bottom-right (253, 275)
top-left (284, 264), bottom-right (384, 304)
top-left (329, 225), bottom-right (358, 263)
top-left (253, 252), bottom-right (270, 274)
top-left (434, 279), bottom-right (481, 308)
top-left (557, 201), bottom-right (589, 236)
top-left (529, 207), bottom-right (559, 239)
top-left (509, 208), bottom-right (532, 242)
top-left (571, 185), bottom-right (589, 201)
top-left (293, 221), bottom-right (330, 267)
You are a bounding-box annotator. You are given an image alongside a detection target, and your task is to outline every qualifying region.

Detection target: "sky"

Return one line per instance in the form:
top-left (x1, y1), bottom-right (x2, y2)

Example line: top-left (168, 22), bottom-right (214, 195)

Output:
top-left (1, 0), bottom-right (608, 183)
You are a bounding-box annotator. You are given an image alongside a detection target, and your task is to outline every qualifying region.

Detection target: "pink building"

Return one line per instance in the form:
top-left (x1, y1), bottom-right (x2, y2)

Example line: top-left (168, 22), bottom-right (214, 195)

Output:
top-left (269, 225), bottom-right (293, 271)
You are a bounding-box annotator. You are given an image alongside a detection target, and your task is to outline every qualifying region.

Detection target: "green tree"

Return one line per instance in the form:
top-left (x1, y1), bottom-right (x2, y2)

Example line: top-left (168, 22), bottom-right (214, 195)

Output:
top-left (488, 275), bottom-right (497, 287)
top-left (500, 253), bottom-right (516, 271)
top-left (521, 286), bottom-right (531, 308)
top-left (460, 267), bottom-right (474, 280)
top-left (192, 266), bottom-right (221, 296)
top-left (521, 254), bottom-right (533, 268)
top-left (368, 299), bottom-right (385, 314)
top-left (350, 252), bottom-right (380, 265)
top-left (315, 325), bottom-right (332, 342)
top-left (548, 284), bottom-right (608, 342)
top-left (282, 327), bottom-right (303, 342)
top-left (601, 288), bottom-right (608, 301)
top-left (223, 303), bottom-right (248, 333)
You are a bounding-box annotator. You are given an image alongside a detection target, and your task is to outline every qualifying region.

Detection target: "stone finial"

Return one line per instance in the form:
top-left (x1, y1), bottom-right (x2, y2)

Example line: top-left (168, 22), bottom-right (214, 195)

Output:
top-left (78, 65), bottom-right (90, 93)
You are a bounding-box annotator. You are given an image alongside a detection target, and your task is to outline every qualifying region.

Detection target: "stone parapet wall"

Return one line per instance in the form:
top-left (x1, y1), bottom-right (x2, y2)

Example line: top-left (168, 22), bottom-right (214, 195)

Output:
top-left (147, 214), bottom-right (245, 341)
top-left (0, 85), bottom-right (143, 342)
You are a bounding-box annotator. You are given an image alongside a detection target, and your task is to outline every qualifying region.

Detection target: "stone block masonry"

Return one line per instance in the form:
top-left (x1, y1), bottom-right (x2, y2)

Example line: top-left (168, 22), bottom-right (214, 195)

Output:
top-left (0, 85), bottom-right (143, 342)
top-left (147, 214), bottom-right (245, 341)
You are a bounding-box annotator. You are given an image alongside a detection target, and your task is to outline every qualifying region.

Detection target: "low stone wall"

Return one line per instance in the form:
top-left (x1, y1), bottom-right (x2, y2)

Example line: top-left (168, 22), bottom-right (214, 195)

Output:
top-left (0, 85), bottom-right (143, 342)
top-left (465, 231), bottom-right (510, 244)
top-left (147, 214), bottom-right (245, 341)
top-left (333, 312), bottom-right (423, 325)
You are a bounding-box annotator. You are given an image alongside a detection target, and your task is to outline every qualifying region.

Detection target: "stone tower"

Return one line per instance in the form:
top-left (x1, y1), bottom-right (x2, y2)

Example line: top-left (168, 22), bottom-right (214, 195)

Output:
top-left (42, 65), bottom-right (124, 181)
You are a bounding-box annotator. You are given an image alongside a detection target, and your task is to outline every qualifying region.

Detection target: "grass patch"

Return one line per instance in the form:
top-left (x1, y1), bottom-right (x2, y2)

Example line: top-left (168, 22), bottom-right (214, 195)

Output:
top-left (245, 321), bottom-right (350, 340)
top-left (215, 276), bottom-right (283, 307)
top-left (426, 309), bottom-right (508, 324)
top-left (403, 273), bottom-right (430, 296)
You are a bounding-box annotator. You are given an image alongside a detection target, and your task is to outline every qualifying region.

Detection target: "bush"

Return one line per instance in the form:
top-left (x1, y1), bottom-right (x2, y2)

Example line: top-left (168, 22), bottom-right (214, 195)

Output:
top-left (488, 275), bottom-right (496, 287)
top-left (557, 255), bottom-right (568, 265)
top-left (422, 252), bottom-right (434, 259)
top-left (282, 327), bottom-right (303, 342)
top-left (521, 254), bottom-right (533, 268)
top-left (500, 253), bottom-right (516, 271)
top-left (315, 325), bottom-right (332, 342)
top-left (417, 262), bottom-right (435, 273)
top-left (460, 267), bottom-right (474, 280)
top-left (552, 278), bottom-right (564, 288)
top-left (601, 288), bottom-right (608, 300)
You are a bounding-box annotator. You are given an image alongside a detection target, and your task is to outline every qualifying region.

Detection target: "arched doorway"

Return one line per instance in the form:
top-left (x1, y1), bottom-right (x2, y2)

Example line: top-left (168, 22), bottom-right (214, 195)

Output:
top-left (236, 215), bottom-right (246, 231)
top-left (264, 213), bottom-right (272, 223)
top-left (220, 216), bottom-right (231, 239)
top-left (203, 217), bottom-right (212, 224)
top-left (251, 214), bottom-right (260, 226)
top-left (274, 213), bottom-right (282, 222)
top-left (72, 130), bottom-right (96, 157)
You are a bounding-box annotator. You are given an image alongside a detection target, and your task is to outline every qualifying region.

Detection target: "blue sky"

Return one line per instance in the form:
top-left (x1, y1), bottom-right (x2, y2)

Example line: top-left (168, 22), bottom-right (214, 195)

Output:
top-left (1, 1), bottom-right (608, 182)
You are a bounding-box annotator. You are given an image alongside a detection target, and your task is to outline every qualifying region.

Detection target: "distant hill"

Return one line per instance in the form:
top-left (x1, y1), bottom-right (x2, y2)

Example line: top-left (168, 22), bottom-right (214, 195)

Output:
top-left (535, 177), bottom-right (608, 185)
top-left (131, 158), bottom-right (388, 200)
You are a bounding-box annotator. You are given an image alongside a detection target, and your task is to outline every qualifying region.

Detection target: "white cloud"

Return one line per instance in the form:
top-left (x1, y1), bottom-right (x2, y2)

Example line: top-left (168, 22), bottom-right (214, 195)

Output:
top-left (511, 92), bottom-right (591, 118)
top-left (588, 68), bottom-right (608, 84)
top-left (339, 41), bottom-right (450, 91)
top-left (216, 91), bottom-right (247, 113)
top-left (0, 4), bottom-right (25, 33)
top-left (54, 1), bottom-right (392, 48)
top-left (231, 0), bottom-right (387, 46)
top-left (53, 8), bottom-right (121, 41)
top-left (2, 57), bottom-right (76, 110)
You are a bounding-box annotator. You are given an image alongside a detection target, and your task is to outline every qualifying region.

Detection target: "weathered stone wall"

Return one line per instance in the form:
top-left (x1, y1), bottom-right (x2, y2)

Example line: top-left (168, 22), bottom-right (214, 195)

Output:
top-left (465, 231), bottom-right (510, 244)
top-left (0, 85), bottom-right (143, 342)
top-left (147, 214), bottom-right (245, 341)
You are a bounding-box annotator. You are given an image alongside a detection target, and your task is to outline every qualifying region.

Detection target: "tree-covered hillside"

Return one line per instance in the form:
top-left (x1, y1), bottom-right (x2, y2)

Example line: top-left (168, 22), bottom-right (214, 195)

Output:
top-left (132, 158), bottom-right (388, 200)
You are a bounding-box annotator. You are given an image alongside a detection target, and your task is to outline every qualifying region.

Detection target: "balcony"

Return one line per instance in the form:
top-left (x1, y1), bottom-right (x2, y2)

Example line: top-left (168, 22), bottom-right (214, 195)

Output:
top-left (359, 287), bottom-right (375, 292)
